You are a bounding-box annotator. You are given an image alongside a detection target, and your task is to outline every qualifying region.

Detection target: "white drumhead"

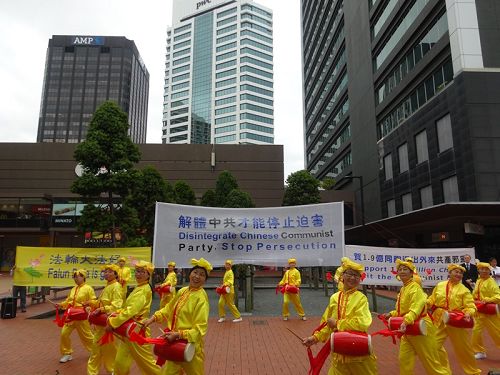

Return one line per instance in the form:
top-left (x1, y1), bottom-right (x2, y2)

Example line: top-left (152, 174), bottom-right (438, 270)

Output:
top-left (367, 334), bottom-right (372, 354)
top-left (330, 332), bottom-right (335, 353)
top-left (184, 343), bottom-right (195, 362)
top-left (419, 319), bottom-right (427, 336)
top-left (442, 311), bottom-right (449, 324)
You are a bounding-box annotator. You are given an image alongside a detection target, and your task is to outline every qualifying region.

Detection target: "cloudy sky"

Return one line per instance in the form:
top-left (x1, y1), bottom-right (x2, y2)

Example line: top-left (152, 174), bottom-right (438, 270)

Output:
top-left (0, 0), bottom-right (305, 179)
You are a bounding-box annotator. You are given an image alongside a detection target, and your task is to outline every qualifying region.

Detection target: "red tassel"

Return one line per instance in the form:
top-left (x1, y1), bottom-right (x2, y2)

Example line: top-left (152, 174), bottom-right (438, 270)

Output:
top-left (53, 307), bottom-right (67, 327)
top-left (307, 340), bottom-right (332, 375)
top-left (98, 331), bottom-right (115, 345)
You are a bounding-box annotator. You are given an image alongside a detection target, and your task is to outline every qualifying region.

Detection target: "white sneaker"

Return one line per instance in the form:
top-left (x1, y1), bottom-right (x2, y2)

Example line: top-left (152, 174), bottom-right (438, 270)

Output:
top-left (59, 354), bottom-right (73, 363)
top-left (217, 317), bottom-right (225, 323)
top-left (301, 316), bottom-right (307, 321)
top-left (474, 352), bottom-right (487, 360)
top-left (283, 317), bottom-right (288, 321)
top-left (232, 317), bottom-right (243, 323)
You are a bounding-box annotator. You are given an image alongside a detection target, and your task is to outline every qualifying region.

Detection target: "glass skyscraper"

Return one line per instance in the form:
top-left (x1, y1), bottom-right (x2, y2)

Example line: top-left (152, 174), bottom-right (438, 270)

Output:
top-left (37, 35), bottom-right (149, 144)
top-left (162, 0), bottom-right (274, 145)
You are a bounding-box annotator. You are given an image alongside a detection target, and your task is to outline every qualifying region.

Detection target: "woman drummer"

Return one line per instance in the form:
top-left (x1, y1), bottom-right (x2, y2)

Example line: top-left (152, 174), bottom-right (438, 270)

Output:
top-left (58, 269), bottom-right (96, 363)
top-left (384, 258), bottom-right (450, 375)
top-left (471, 261), bottom-right (500, 360)
top-left (302, 258), bottom-right (378, 375)
top-left (427, 264), bottom-right (480, 375)
top-left (159, 261), bottom-right (177, 309)
top-left (107, 260), bottom-right (160, 375)
top-left (86, 263), bottom-right (123, 375)
top-left (217, 259), bottom-right (242, 323)
top-left (144, 258), bottom-right (212, 375)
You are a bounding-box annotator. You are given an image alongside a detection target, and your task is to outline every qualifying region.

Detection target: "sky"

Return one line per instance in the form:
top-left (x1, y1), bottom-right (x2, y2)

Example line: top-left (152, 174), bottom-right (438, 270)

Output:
top-left (0, 0), bottom-right (305, 179)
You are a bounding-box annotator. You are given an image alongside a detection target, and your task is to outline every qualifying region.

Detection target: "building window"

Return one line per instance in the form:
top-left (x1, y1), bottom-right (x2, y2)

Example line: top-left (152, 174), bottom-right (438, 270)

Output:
top-left (402, 193), bottom-right (412, 213)
top-left (398, 143), bottom-right (409, 173)
top-left (384, 154), bottom-right (393, 180)
top-left (437, 114), bottom-right (453, 152)
top-left (415, 130), bottom-right (429, 163)
top-left (442, 175), bottom-right (459, 202)
top-left (387, 199), bottom-right (396, 217)
top-left (420, 185), bottom-right (433, 208)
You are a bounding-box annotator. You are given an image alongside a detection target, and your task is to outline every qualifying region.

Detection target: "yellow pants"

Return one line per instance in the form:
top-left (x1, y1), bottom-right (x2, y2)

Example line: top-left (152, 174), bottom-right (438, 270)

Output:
top-left (282, 292), bottom-right (305, 318)
top-left (329, 354), bottom-right (377, 375)
top-left (87, 326), bottom-right (117, 375)
top-left (434, 321), bottom-right (481, 375)
top-left (399, 319), bottom-right (451, 375)
top-left (60, 320), bottom-right (93, 355)
top-left (162, 343), bottom-right (204, 375)
top-left (113, 337), bottom-right (160, 375)
top-left (472, 312), bottom-right (500, 353)
top-left (218, 293), bottom-right (241, 319)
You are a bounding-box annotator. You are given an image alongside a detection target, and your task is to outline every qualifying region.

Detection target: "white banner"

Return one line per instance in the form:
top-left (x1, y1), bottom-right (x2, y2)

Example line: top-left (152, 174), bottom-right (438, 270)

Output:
top-left (345, 245), bottom-right (475, 286)
top-left (153, 202), bottom-right (344, 268)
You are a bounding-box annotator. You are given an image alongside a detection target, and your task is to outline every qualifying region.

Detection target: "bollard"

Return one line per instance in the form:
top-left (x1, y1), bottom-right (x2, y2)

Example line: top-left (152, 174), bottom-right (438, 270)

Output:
top-left (245, 265), bottom-right (253, 312)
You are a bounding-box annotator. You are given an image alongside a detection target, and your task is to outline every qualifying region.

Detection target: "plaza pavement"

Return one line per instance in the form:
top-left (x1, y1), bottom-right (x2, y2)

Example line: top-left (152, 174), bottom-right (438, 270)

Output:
top-left (1, 272), bottom-right (499, 374)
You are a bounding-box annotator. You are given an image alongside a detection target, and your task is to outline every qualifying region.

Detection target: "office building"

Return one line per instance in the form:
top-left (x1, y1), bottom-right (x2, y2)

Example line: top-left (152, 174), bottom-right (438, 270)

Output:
top-left (301, 0), bottom-right (500, 255)
top-left (162, 0), bottom-right (274, 144)
top-left (37, 35), bottom-right (149, 143)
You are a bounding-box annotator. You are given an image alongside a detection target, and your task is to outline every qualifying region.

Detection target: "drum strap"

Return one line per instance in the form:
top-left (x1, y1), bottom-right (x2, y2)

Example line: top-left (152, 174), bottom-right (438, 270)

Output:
top-left (475, 279), bottom-right (483, 300)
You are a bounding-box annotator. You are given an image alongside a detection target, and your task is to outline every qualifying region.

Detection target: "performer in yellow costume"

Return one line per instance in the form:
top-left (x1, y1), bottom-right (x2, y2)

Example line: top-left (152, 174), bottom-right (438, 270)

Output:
top-left (58, 269), bottom-right (96, 363)
top-left (159, 261), bottom-right (177, 308)
top-left (117, 256), bottom-right (131, 303)
top-left (107, 261), bottom-right (160, 375)
top-left (385, 258), bottom-right (450, 375)
top-left (217, 259), bottom-right (242, 323)
top-left (427, 264), bottom-right (480, 375)
top-left (333, 257), bottom-right (348, 292)
top-left (302, 258), bottom-right (377, 375)
top-left (471, 261), bottom-right (500, 360)
top-left (279, 258), bottom-right (306, 321)
top-left (86, 264), bottom-right (123, 375)
top-left (144, 258), bottom-right (211, 375)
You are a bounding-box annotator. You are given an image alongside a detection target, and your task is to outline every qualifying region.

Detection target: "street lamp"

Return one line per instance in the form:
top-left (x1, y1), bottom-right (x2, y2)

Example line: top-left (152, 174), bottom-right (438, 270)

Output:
top-left (337, 175), bottom-right (364, 226)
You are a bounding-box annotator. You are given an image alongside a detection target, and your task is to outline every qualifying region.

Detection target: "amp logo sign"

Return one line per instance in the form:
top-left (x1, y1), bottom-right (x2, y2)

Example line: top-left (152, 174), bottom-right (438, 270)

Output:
top-left (72, 36), bottom-right (104, 45)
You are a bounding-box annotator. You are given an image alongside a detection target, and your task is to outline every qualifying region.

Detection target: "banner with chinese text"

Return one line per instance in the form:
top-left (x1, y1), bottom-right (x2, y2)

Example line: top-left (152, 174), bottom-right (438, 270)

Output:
top-left (345, 245), bottom-right (475, 286)
top-left (13, 246), bottom-right (151, 286)
top-left (153, 202), bottom-right (344, 268)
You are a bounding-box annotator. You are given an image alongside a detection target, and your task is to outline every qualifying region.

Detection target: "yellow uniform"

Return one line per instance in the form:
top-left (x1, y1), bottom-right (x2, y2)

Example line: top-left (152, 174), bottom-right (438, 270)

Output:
top-left (314, 288), bottom-right (377, 375)
top-left (59, 283), bottom-right (96, 356)
top-left (118, 266), bottom-right (131, 303)
top-left (87, 279), bottom-right (123, 375)
top-left (388, 279), bottom-right (450, 375)
top-left (109, 281), bottom-right (160, 375)
top-left (427, 280), bottom-right (480, 375)
top-left (218, 269), bottom-right (241, 319)
top-left (279, 268), bottom-right (305, 319)
top-left (154, 286), bottom-right (210, 375)
top-left (159, 271), bottom-right (177, 308)
top-left (471, 276), bottom-right (500, 354)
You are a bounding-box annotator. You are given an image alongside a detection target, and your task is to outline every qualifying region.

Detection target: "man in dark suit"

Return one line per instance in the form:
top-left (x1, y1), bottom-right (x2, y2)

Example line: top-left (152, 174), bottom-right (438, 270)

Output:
top-left (461, 254), bottom-right (478, 291)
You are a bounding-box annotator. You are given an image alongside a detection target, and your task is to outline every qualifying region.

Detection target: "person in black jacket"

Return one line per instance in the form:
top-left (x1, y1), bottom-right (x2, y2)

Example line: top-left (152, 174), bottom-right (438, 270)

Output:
top-left (461, 254), bottom-right (478, 291)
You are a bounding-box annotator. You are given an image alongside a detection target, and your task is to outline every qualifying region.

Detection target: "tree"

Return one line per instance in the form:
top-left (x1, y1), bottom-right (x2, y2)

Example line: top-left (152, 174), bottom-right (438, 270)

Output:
top-left (224, 189), bottom-right (255, 208)
top-left (282, 170), bottom-right (321, 206)
top-left (200, 189), bottom-right (216, 207)
top-left (173, 181), bottom-right (197, 205)
top-left (321, 177), bottom-right (336, 190)
top-left (71, 101), bottom-right (140, 247)
top-left (215, 170), bottom-right (239, 206)
top-left (123, 166), bottom-right (174, 245)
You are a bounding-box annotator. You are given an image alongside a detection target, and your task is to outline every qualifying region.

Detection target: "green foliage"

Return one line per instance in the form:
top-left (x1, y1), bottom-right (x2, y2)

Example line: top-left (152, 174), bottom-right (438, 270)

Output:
top-left (215, 170), bottom-right (239, 206)
top-left (173, 180), bottom-right (197, 205)
top-left (282, 170), bottom-right (321, 206)
top-left (224, 189), bottom-right (255, 208)
top-left (321, 177), bottom-right (336, 190)
top-left (200, 189), bottom-right (216, 207)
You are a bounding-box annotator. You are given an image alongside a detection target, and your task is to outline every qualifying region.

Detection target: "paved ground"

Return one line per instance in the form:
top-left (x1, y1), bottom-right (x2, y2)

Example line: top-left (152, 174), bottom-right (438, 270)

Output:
top-left (1, 272), bottom-right (499, 374)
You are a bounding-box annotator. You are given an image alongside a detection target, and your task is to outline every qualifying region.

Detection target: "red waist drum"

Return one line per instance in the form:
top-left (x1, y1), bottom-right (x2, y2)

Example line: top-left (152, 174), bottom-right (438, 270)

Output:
top-left (330, 331), bottom-right (372, 356)
top-left (216, 286), bottom-right (230, 295)
top-left (443, 311), bottom-right (474, 328)
top-left (475, 302), bottom-right (499, 315)
top-left (88, 311), bottom-right (108, 326)
top-left (65, 307), bottom-right (88, 322)
top-left (388, 316), bottom-right (427, 336)
top-left (157, 285), bottom-right (174, 294)
top-left (114, 319), bottom-right (138, 337)
top-left (154, 339), bottom-right (195, 362)
top-left (285, 285), bottom-right (299, 294)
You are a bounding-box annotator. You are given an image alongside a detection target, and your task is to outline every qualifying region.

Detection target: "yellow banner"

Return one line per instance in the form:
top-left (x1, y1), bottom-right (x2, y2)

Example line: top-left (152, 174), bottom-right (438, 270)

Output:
top-left (14, 246), bottom-right (151, 287)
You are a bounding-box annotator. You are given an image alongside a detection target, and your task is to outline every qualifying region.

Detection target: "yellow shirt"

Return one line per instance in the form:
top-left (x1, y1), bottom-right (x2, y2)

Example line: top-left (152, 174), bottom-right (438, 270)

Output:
top-left (223, 269), bottom-right (236, 293)
top-left (154, 286), bottom-right (209, 344)
top-left (89, 279), bottom-right (123, 314)
top-left (161, 271), bottom-right (177, 289)
top-left (473, 277), bottom-right (500, 304)
top-left (279, 268), bottom-right (301, 287)
top-left (389, 279), bottom-right (427, 325)
top-left (427, 280), bottom-right (477, 323)
top-left (108, 281), bottom-right (152, 328)
top-left (60, 283), bottom-right (96, 309)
